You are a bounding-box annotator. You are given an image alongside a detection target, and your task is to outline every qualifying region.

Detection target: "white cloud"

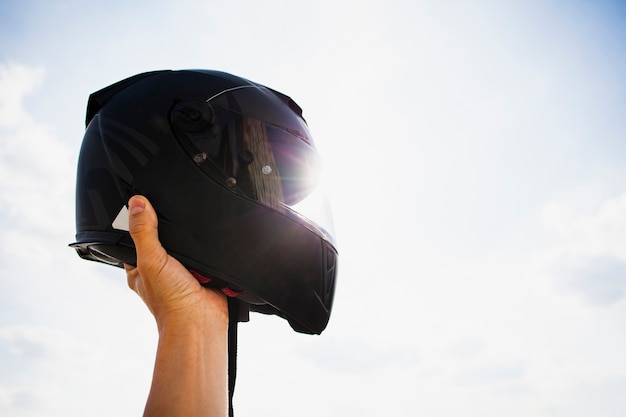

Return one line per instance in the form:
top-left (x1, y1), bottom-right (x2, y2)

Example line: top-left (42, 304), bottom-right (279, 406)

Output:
top-left (541, 202), bottom-right (575, 235)
top-left (547, 189), bottom-right (626, 258)
top-left (556, 256), bottom-right (626, 306)
top-left (0, 63), bottom-right (45, 128)
top-left (539, 192), bottom-right (626, 306)
top-left (542, 192), bottom-right (626, 259)
top-left (0, 325), bottom-right (90, 415)
top-left (0, 63), bottom-right (75, 240)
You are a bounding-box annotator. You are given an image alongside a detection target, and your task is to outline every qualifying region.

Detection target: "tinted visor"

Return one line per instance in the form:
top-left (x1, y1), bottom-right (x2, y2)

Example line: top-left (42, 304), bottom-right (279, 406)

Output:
top-left (174, 86), bottom-right (335, 245)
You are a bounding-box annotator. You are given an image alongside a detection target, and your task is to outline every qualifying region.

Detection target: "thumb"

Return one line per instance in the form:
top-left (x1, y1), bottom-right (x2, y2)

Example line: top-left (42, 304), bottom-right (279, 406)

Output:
top-left (128, 195), bottom-right (168, 272)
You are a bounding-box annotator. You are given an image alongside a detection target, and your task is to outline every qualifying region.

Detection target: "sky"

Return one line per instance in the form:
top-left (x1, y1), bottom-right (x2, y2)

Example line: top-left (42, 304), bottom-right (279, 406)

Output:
top-left (1, 0), bottom-right (626, 416)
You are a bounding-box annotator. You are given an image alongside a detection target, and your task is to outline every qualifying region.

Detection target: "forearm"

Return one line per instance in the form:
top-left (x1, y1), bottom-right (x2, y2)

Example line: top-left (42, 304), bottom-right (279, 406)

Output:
top-left (144, 305), bottom-right (229, 417)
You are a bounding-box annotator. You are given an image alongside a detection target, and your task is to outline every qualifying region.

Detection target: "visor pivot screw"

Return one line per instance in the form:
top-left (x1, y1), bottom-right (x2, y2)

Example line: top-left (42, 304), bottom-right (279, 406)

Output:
top-left (262, 165), bottom-right (273, 175)
top-left (193, 153), bottom-right (207, 164)
top-left (226, 177), bottom-right (237, 188)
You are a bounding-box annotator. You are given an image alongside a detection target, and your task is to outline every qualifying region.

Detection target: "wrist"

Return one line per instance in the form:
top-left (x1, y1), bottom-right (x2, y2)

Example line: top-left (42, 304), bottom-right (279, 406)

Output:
top-left (155, 292), bottom-right (229, 335)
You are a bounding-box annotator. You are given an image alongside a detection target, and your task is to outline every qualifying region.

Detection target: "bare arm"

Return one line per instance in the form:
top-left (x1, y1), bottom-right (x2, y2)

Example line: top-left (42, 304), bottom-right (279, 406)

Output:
top-left (125, 195), bottom-right (228, 417)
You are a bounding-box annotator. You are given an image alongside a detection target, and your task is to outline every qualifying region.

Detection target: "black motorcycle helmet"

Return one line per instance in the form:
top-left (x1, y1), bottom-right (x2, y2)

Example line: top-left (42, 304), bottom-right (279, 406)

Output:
top-left (70, 70), bottom-right (337, 335)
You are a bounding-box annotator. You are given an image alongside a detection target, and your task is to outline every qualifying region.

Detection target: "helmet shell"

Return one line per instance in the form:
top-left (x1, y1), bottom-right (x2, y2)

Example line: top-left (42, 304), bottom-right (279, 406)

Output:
top-left (70, 70), bottom-right (337, 334)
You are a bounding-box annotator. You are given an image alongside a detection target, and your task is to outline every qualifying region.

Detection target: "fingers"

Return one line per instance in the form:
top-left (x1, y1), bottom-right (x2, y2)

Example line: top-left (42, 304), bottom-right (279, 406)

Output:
top-left (124, 195), bottom-right (215, 324)
top-left (127, 195), bottom-right (168, 277)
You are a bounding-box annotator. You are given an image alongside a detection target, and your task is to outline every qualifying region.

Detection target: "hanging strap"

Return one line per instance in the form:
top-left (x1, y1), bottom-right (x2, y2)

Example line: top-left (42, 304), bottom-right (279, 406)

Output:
top-left (227, 297), bottom-right (239, 417)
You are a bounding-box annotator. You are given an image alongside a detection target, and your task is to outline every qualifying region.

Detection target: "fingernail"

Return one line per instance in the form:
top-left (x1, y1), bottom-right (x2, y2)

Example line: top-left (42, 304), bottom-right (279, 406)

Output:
top-left (129, 197), bottom-right (145, 215)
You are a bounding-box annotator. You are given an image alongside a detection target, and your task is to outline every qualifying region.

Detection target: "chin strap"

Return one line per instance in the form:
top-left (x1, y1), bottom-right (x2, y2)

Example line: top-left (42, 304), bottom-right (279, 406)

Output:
top-left (189, 270), bottom-right (248, 417)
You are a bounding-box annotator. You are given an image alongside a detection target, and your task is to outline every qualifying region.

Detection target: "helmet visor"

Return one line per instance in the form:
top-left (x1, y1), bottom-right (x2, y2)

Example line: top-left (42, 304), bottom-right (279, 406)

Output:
top-left (193, 86), bottom-right (336, 245)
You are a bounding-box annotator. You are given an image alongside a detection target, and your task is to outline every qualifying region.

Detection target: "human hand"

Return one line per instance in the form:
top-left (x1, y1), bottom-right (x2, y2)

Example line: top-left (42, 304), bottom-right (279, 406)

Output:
top-left (124, 195), bottom-right (227, 329)
top-left (124, 195), bottom-right (229, 417)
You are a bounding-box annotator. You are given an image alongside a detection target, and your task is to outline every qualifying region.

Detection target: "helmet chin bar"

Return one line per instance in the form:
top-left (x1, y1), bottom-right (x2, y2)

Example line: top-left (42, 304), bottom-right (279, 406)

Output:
top-left (71, 230), bottom-right (336, 335)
